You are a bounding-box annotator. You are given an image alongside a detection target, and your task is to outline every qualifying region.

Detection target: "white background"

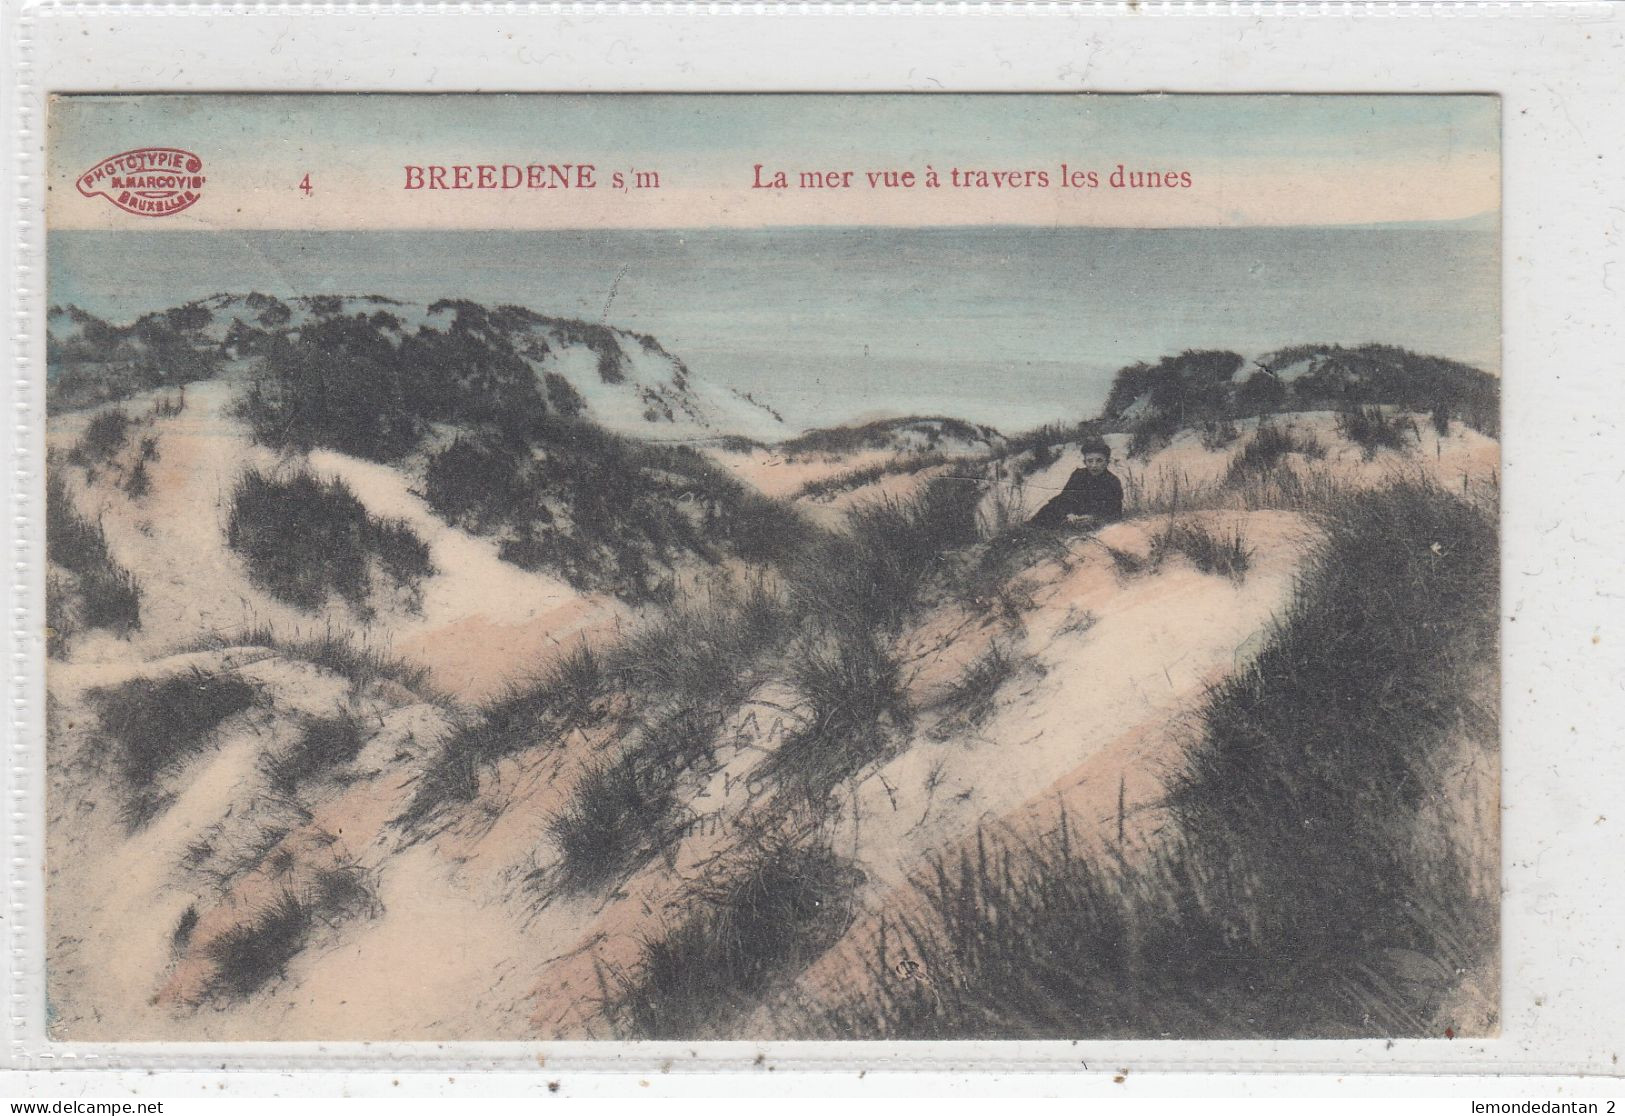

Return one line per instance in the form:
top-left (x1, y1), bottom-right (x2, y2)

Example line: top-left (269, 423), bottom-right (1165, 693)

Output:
top-left (4, 0), bottom-right (1624, 1100)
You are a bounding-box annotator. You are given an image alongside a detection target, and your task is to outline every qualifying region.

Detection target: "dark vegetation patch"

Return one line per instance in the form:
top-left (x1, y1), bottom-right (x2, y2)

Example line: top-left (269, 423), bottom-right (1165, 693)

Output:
top-left (821, 479), bottom-right (1498, 1038)
top-left (537, 314), bottom-right (626, 384)
top-left (205, 623), bottom-right (435, 696)
top-left (1103, 350), bottom-right (1245, 427)
top-left (61, 294), bottom-right (801, 602)
top-left (227, 466), bottom-right (433, 615)
top-left (405, 481), bottom-right (981, 837)
top-left (170, 904), bottom-right (200, 956)
top-left (45, 472), bottom-right (141, 651)
top-left (544, 371), bottom-right (586, 417)
top-left (47, 304), bottom-right (223, 412)
top-left (767, 483), bottom-right (977, 796)
top-left (787, 478), bottom-right (982, 634)
top-left (757, 630), bottom-right (912, 806)
top-left (957, 526), bottom-right (1072, 607)
top-left (45, 576), bottom-right (75, 660)
top-left (1103, 542), bottom-right (1150, 578)
top-left (1018, 442), bottom-right (1063, 476)
top-left (795, 462), bottom-right (886, 500)
top-left (614, 582), bottom-right (785, 704)
top-left (1337, 406), bottom-right (1420, 459)
top-left (1103, 350), bottom-right (1243, 458)
top-left (1148, 520), bottom-right (1253, 580)
top-left (1126, 407), bottom-right (1185, 459)
top-left (394, 643), bottom-right (613, 832)
top-left (1000, 420), bottom-right (1096, 460)
top-left (204, 890), bottom-right (308, 999)
top-left (88, 667), bottom-right (259, 827)
top-left (928, 641), bottom-right (1022, 738)
top-left (238, 307), bottom-right (521, 460)
top-left (1094, 344), bottom-right (1499, 451)
top-left (151, 393), bottom-right (186, 418)
top-left (546, 702), bottom-right (729, 893)
top-left (1223, 422), bottom-right (1328, 485)
top-left (1264, 343), bottom-right (1500, 438)
top-left (712, 434), bottom-right (767, 454)
top-left (550, 486), bottom-right (983, 838)
top-left (236, 298), bottom-right (668, 463)
top-left (547, 748), bottom-right (688, 894)
top-left (423, 426), bottom-right (810, 602)
top-left (793, 451), bottom-right (958, 501)
top-left (122, 458), bottom-right (151, 499)
top-left (67, 409), bottom-right (131, 465)
top-left (598, 836), bottom-right (860, 1038)
top-left (1197, 417), bottom-right (1240, 451)
top-left (779, 416), bottom-right (1001, 458)
top-left (262, 710), bottom-right (369, 794)
top-left (202, 862), bottom-right (378, 1000)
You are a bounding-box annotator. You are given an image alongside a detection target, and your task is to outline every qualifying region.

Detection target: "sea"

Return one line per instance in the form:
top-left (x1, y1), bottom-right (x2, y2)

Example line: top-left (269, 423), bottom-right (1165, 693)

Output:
top-left (47, 226), bottom-right (1499, 433)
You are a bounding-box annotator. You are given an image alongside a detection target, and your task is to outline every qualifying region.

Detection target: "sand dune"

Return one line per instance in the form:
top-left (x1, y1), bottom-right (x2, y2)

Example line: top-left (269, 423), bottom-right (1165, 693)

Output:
top-left (45, 347), bottom-right (1499, 1040)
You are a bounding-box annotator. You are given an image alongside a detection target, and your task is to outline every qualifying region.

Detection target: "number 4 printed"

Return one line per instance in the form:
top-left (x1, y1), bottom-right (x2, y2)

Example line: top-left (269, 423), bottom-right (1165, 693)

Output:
top-left (299, 173), bottom-right (313, 196)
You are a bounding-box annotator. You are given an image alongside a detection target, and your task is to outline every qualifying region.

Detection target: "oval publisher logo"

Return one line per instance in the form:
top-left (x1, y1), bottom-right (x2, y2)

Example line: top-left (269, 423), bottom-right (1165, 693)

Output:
top-left (76, 147), bottom-right (206, 217)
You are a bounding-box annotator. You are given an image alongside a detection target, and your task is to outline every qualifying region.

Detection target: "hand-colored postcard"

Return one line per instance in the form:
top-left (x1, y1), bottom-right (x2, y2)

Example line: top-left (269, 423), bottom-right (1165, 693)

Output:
top-left (43, 93), bottom-right (1500, 1041)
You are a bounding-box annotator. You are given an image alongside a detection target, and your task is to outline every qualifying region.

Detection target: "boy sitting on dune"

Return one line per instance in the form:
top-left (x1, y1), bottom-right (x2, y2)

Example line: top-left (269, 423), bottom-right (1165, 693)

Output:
top-left (1029, 438), bottom-right (1124, 530)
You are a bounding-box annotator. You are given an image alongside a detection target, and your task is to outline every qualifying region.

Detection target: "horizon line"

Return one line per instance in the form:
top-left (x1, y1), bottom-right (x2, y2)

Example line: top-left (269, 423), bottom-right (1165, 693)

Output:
top-left (48, 213), bottom-right (1499, 236)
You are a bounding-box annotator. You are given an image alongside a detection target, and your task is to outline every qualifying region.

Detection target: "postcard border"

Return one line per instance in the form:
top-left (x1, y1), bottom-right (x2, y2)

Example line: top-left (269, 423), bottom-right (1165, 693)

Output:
top-left (6, 0), bottom-right (1625, 1088)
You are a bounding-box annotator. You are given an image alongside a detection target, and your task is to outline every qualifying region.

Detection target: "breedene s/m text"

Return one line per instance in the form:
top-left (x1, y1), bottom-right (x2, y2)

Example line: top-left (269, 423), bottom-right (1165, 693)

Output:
top-left (402, 163), bottom-right (663, 190)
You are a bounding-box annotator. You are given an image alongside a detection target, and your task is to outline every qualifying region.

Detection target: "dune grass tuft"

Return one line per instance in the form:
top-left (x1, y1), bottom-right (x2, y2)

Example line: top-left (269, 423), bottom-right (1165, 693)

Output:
top-left (547, 751), bottom-right (686, 894)
top-left (242, 624), bottom-right (434, 696)
top-left (1197, 417), bottom-right (1241, 451)
top-left (598, 836), bottom-right (859, 1037)
top-left (929, 641), bottom-right (1023, 736)
top-left (1337, 406), bottom-right (1419, 460)
top-left (1148, 519), bottom-right (1253, 580)
top-left (205, 890), bottom-right (310, 999)
top-left (958, 526), bottom-right (1072, 605)
top-left (541, 702), bottom-right (725, 896)
top-left (1102, 543), bottom-right (1150, 578)
top-left (262, 710), bottom-right (369, 794)
top-left (757, 630), bottom-right (912, 805)
top-left (170, 905), bottom-right (199, 956)
top-left (45, 576), bottom-right (76, 660)
top-left (793, 452), bottom-right (959, 501)
top-left (46, 472), bottom-right (142, 645)
top-left (1223, 422), bottom-right (1327, 485)
top-left (89, 667), bottom-right (259, 825)
top-left (395, 639), bottom-right (621, 831)
top-left (68, 408), bottom-right (131, 465)
top-left (203, 862), bottom-right (378, 999)
top-left (227, 466), bottom-right (433, 614)
top-left (788, 477), bottom-right (982, 633)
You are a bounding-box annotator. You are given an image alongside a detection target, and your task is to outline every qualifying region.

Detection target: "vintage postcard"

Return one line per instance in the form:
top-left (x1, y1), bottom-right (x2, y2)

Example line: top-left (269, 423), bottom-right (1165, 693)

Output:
top-left (41, 93), bottom-right (1501, 1043)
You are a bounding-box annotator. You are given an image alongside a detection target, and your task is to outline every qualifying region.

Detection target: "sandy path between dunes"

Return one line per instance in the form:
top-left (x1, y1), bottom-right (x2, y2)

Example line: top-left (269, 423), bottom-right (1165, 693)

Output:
top-left (307, 450), bottom-right (630, 702)
top-left (53, 381), bottom-right (300, 660)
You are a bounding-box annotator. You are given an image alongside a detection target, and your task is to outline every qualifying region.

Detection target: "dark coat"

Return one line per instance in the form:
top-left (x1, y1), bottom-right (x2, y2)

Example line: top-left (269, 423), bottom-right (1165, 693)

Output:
top-left (1029, 468), bottom-right (1124, 528)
